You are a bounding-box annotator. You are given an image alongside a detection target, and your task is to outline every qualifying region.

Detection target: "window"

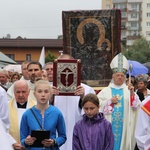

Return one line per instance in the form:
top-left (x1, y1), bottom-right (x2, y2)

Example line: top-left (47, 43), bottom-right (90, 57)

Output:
top-left (146, 31), bottom-right (150, 36)
top-left (147, 22), bottom-right (150, 27)
top-left (131, 4), bottom-right (137, 10)
top-left (131, 22), bottom-right (137, 27)
top-left (147, 3), bottom-right (150, 8)
top-left (117, 4), bottom-right (125, 9)
top-left (147, 13), bottom-right (150, 17)
top-left (106, 5), bottom-right (110, 9)
top-left (121, 32), bottom-right (126, 38)
top-left (122, 12), bottom-right (126, 18)
top-left (26, 54), bottom-right (31, 61)
top-left (121, 22), bottom-right (126, 29)
top-left (131, 13), bottom-right (137, 19)
top-left (132, 31), bottom-right (138, 36)
top-left (6, 54), bottom-right (14, 60)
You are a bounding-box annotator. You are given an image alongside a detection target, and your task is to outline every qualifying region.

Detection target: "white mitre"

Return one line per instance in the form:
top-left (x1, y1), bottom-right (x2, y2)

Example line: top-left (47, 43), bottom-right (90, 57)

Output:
top-left (110, 53), bottom-right (129, 74)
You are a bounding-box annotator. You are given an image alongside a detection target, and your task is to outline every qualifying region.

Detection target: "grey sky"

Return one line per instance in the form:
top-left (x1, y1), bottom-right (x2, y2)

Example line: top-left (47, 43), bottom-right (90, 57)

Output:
top-left (0, 0), bottom-right (101, 39)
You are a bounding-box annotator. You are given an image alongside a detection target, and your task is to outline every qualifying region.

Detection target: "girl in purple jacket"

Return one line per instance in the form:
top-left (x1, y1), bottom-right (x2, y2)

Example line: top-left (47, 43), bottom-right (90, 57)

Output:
top-left (72, 93), bottom-right (114, 150)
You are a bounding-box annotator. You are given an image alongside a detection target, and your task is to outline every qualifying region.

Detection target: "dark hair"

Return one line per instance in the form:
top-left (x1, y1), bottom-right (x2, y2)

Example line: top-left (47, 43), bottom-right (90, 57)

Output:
top-left (82, 93), bottom-right (99, 107)
top-left (27, 61), bottom-right (42, 70)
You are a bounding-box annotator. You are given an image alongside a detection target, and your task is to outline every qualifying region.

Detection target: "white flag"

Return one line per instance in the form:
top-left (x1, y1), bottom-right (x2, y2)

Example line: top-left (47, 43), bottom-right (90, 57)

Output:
top-left (39, 47), bottom-right (45, 68)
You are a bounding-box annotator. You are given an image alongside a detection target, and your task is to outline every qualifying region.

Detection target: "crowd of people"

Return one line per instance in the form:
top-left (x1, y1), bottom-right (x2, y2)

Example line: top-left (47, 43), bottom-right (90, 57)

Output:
top-left (0, 53), bottom-right (150, 150)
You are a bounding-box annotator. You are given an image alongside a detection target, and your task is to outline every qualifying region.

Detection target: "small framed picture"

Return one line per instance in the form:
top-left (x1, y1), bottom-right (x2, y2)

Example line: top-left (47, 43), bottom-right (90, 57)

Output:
top-left (53, 59), bottom-right (81, 95)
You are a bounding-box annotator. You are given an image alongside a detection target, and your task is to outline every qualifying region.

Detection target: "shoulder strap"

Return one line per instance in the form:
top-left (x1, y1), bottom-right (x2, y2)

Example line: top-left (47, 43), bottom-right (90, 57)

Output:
top-left (30, 108), bottom-right (43, 129)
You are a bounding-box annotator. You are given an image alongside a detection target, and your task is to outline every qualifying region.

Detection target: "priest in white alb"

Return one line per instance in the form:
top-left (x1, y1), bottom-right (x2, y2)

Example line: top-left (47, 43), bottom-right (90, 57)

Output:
top-left (97, 53), bottom-right (141, 150)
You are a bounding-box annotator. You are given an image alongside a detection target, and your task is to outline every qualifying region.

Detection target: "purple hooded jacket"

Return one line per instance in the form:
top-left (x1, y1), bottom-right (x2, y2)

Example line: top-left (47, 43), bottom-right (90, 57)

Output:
top-left (72, 112), bottom-right (114, 150)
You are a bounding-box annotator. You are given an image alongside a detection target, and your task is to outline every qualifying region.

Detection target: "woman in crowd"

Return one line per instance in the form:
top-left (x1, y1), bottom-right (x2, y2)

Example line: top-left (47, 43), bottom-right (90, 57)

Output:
top-left (11, 72), bottom-right (21, 83)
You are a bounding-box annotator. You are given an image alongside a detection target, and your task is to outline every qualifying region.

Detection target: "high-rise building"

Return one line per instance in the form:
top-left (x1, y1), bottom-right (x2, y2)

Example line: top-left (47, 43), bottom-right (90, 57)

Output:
top-left (102, 0), bottom-right (113, 9)
top-left (142, 1), bottom-right (150, 44)
top-left (101, 0), bottom-right (150, 47)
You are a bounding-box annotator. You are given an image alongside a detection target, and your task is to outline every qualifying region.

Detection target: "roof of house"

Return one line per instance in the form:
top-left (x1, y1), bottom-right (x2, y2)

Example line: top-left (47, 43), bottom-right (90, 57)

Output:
top-left (0, 38), bottom-right (63, 48)
top-left (0, 51), bottom-right (16, 68)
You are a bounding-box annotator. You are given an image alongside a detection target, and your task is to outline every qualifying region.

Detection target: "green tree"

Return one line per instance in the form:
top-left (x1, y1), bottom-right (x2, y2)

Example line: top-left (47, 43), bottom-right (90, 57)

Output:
top-left (45, 51), bottom-right (57, 63)
top-left (122, 37), bottom-right (150, 63)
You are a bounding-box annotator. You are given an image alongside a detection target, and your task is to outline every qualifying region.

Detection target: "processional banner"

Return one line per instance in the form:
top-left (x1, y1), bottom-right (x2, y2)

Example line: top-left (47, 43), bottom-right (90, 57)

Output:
top-left (62, 9), bottom-right (121, 87)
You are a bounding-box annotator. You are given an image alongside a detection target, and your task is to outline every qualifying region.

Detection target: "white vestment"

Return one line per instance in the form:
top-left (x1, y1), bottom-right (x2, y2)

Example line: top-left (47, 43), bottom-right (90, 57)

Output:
top-left (135, 97), bottom-right (150, 150)
top-left (54, 83), bottom-right (95, 150)
top-left (97, 82), bottom-right (141, 150)
top-left (8, 97), bottom-right (36, 143)
top-left (0, 86), bottom-right (9, 129)
top-left (0, 119), bottom-right (14, 150)
top-left (27, 80), bottom-right (36, 101)
top-left (7, 83), bottom-right (14, 100)
top-left (0, 86), bottom-right (16, 149)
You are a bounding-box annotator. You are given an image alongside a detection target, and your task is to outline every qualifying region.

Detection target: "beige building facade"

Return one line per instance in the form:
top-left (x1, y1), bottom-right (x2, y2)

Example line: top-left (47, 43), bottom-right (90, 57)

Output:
top-left (0, 38), bottom-right (63, 64)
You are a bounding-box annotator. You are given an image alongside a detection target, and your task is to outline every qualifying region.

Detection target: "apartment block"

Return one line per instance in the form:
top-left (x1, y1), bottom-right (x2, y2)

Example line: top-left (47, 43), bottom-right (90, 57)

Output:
top-left (142, 1), bottom-right (150, 44)
top-left (102, 0), bottom-right (150, 46)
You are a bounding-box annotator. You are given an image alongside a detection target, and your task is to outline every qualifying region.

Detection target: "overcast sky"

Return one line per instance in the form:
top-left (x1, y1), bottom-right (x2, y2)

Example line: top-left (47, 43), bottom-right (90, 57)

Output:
top-left (0, 0), bottom-right (101, 39)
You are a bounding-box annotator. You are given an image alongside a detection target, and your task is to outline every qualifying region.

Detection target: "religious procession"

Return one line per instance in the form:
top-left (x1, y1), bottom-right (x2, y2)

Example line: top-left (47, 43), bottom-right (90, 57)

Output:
top-left (1, 3), bottom-right (150, 150)
top-left (1, 53), bottom-right (150, 150)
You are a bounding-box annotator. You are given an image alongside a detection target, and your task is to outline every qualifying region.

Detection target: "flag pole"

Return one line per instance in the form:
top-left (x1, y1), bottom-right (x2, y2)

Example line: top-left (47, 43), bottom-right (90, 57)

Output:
top-left (128, 64), bottom-right (132, 150)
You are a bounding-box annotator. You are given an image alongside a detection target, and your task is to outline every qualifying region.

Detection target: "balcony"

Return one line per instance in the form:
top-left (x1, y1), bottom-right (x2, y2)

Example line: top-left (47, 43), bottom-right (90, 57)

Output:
top-left (128, 8), bottom-right (141, 12)
top-left (120, 7), bottom-right (127, 11)
top-left (127, 26), bottom-right (141, 31)
top-left (113, 0), bottom-right (126, 3)
top-left (127, 17), bottom-right (140, 21)
top-left (127, 35), bottom-right (141, 40)
top-left (127, 0), bottom-right (142, 2)
top-left (121, 37), bottom-right (127, 41)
